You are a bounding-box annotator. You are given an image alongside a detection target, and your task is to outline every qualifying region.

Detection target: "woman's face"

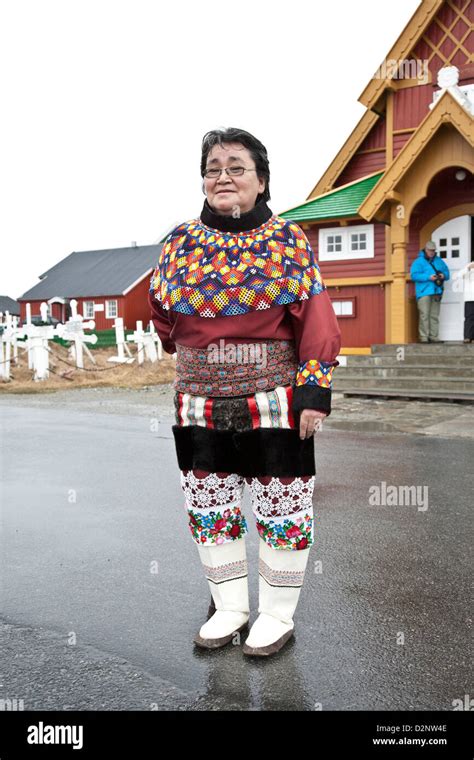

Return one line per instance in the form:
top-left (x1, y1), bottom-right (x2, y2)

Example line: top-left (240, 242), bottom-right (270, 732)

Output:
top-left (204, 142), bottom-right (266, 215)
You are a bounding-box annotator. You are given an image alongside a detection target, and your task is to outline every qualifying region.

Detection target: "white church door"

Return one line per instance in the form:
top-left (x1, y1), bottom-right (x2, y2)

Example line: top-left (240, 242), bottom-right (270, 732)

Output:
top-left (431, 215), bottom-right (471, 341)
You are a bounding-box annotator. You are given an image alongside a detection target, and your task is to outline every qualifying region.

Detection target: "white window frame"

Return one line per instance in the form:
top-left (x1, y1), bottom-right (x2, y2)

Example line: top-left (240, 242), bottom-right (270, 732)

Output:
top-left (319, 224), bottom-right (374, 261)
top-left (83, 301), bottom-right (95, 319)
top-left (332, 300), bottom-right (354, 317)
top-left (105, 299), bottom-right (118, 319)
top-left (325, 231), bottom-right (344, 254)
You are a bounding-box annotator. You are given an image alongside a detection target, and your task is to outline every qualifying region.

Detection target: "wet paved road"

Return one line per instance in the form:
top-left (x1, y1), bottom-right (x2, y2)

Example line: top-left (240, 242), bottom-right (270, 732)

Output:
top-left (0, 395), bottom-right (472, 711)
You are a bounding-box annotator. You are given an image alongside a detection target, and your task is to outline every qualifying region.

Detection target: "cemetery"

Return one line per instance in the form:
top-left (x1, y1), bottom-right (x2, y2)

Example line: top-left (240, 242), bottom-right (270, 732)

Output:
top-left (0, 300), bottom-right (176, 393)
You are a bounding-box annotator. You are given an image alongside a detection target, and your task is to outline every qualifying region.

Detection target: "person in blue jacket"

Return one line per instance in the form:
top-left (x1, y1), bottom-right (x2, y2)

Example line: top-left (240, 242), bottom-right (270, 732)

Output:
top-left (410, 241), bottom-right (450, 343)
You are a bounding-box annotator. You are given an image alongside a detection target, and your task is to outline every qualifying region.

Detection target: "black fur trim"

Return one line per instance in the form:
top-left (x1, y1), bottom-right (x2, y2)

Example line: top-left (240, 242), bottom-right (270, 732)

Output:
top-left (292, 384), bottom-right (331, 416)
top-left (172, 425), bottom-right (315, 477)
top-left (233, 428), bottom-right (315, 477)
top-left (172, 425), bottom-right (238, 472)
top-left (171, 425), bottom-right (195, 470)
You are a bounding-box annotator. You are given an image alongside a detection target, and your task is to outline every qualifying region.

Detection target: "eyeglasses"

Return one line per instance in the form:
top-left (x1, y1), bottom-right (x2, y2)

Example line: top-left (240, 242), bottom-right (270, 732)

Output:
top-left (203, 166), bottom-right (257, 179)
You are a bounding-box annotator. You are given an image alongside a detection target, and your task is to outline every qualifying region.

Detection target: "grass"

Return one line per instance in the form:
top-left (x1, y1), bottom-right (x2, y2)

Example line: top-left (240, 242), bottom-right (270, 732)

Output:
top-left (0, 341), bottom-right (176, 394)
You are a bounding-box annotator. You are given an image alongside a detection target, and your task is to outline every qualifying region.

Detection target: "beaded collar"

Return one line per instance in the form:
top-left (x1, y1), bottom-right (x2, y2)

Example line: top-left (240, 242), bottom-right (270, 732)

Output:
top-left (150, 203), bottom-right (325, 318)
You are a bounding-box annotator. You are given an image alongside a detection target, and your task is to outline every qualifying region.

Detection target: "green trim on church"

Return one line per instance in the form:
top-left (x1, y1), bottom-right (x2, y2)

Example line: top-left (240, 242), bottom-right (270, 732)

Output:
top-left (279, 171), bottom-right (384, 222)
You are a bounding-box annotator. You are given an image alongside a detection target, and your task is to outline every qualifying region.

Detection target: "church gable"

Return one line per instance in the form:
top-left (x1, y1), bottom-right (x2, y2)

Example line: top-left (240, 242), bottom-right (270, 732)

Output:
top-left (334, 119), bottom-right (386, 188)
top-left (288, 0), bottom-right (473, 351)
top-left (409, 0), bottom-right (473, 80)
top-left (312, 0), bottom-right (473, 197)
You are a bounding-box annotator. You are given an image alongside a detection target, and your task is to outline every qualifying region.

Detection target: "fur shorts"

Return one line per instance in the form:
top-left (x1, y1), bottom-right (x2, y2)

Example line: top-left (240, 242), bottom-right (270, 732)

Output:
top-left (172, 385), bottom-right (315, 478)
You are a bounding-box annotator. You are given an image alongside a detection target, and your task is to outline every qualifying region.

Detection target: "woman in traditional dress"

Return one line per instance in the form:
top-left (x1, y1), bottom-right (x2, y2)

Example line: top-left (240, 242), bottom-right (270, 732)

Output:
top-left (149, 127), bottom-right (341, 656)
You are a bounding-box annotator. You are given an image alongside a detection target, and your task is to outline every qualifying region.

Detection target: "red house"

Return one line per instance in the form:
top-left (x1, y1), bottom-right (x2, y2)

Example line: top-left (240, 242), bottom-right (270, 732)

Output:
top-left (17, 243), bottom-right (162, 330)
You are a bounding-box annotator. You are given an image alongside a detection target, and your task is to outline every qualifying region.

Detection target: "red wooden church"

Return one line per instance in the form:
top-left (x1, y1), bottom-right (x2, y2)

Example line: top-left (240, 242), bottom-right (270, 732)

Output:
top-left (280, 0), bottom-right (473, 351)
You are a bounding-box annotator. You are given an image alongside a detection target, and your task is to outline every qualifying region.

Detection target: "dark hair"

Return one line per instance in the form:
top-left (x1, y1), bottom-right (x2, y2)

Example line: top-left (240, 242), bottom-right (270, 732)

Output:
top-left (200, 127), bottom-right (271, 202)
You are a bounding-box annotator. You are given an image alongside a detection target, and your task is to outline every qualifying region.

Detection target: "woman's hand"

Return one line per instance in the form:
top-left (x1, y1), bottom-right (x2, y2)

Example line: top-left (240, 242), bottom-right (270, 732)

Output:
top-left (299, 408), bottom-right (327, 439)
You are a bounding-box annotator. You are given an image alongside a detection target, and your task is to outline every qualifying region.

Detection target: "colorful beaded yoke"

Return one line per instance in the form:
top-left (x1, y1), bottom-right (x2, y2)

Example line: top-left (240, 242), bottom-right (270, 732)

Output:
top-left (149, 215), bottom-right (325, 318)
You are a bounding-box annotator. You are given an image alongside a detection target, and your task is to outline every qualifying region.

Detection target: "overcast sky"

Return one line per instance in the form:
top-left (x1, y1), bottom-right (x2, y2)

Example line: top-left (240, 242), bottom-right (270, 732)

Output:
top-left (1, 0), bottom-right (421, 300)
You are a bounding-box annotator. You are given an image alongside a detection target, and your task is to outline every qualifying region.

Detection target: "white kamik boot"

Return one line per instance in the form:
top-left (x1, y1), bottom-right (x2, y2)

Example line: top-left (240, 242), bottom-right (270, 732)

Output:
top-left (243, 537), bottom-right (311, 656)
top-left (194, 538), bottom-right (250, 649)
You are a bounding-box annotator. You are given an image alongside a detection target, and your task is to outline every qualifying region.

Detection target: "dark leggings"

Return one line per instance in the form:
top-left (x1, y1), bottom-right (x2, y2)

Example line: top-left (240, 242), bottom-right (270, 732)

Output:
top-left (464, 302), bottom-right (474, 340)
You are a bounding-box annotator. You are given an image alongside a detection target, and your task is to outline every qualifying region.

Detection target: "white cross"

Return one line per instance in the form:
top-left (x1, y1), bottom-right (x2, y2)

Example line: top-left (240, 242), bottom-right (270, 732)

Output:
top-left (126, 320), bottom-right (163, 364)
top-left (108, 317), bottom-right (135, 364)
top-left (0, 312), bottom-right (28, 380)
top-left (20, 302), bottom-right (59, 380)
top-left (55, 299), bottom-right (98, 369)
top-left (147, 320), bottom-right (163, 361)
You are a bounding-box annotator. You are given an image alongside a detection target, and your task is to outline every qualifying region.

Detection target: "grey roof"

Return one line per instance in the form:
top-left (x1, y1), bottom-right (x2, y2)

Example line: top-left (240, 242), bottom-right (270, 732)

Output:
top-left (18, 244), bottom-right (162, 300)
top-left (0, 296), bottom-right (20, 315)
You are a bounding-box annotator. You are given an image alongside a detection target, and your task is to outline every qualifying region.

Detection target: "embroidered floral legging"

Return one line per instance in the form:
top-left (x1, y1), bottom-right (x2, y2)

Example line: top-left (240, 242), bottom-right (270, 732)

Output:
top-left (180, 469), bottom-right (315, 551)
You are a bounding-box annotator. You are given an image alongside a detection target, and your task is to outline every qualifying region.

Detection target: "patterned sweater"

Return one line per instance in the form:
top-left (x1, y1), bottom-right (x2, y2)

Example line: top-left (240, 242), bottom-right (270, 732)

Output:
top-left (148, 197), bottom-right (341, 415)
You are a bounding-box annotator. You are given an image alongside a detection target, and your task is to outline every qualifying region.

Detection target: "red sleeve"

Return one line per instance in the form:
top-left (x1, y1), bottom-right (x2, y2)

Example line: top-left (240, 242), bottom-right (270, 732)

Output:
top-left (147, 289), bottom-right (177, 355)
top-left (287, 289), bottom-right (342, 417)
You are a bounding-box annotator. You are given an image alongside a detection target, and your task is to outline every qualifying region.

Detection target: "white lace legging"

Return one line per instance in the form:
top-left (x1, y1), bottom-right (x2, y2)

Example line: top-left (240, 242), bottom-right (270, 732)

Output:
top-left (180, 468), bottom-right (315, 551)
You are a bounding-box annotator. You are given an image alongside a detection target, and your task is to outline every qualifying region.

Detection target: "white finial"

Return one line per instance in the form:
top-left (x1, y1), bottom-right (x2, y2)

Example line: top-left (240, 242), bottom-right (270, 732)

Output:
top-left (437, 65), bottom-right (459, 89)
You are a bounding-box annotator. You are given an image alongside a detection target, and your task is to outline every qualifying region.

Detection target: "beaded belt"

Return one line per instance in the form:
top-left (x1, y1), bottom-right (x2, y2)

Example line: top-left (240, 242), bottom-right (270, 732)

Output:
top-left (174, 339), bottom-right (298, 397)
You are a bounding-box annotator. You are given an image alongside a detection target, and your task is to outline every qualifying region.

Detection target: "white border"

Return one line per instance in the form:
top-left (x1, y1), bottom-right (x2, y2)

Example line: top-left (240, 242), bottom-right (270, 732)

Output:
top-left (319, 224), bottom-right (374, 261)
